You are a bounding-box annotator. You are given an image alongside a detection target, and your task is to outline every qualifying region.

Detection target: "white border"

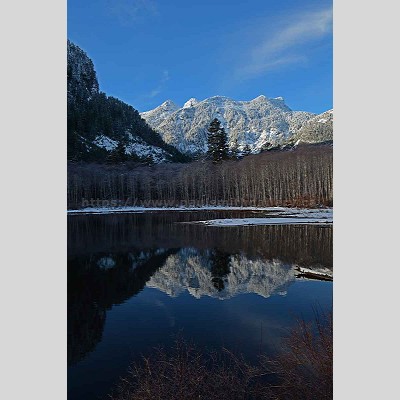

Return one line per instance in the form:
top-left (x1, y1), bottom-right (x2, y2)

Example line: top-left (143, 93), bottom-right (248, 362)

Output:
top-left (334, 0), bottom-right (399, 398)
top-left (1, 1), bottom-right (67, 399)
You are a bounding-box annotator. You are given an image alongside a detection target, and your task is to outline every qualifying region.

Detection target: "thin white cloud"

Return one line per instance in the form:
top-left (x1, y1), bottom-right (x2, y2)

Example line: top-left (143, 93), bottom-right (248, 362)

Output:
top-left (107, 0), bottom-right (158, 25)
top-left (234, 6), bottom-right (332, 80)
top-left (147, 70), bottom-right (170, 98)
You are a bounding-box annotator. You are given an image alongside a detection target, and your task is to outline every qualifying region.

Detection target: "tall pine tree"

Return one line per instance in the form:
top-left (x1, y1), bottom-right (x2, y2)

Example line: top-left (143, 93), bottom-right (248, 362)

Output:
top-left (207, 118), bottom-right (229, 163)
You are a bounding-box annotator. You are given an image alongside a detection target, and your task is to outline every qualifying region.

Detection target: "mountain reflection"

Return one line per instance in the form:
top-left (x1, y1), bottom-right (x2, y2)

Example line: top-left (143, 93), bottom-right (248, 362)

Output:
top-left (68, 211), bottom-right (332, 366)
top-left (147, 248), bottom-right (297, 299)
top-left (68, 249), bottom-right (178, 365)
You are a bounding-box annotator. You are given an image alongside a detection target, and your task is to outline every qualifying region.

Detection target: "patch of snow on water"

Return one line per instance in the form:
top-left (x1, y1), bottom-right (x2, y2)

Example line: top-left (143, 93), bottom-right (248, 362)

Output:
top-left (296, 266), bottom-right (333, 278)
top-left (198, 217), bottom-right (332, 226)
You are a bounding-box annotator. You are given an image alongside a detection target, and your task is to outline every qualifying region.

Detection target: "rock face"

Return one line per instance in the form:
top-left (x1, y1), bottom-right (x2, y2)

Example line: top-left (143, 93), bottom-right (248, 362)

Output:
top-left (67, 40), bottom-right (99, 104)
top-left (67, 41), bottom-right (186, 163)
top-left (141, 95), bottom-right (333, 156)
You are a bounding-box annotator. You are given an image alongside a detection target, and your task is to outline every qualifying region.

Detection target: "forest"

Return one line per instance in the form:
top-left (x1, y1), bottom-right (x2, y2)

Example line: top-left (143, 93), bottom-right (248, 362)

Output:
top-left (67, 143), bottom-right (332, 209)
top-left (67, 92), bottom-right (188, 163)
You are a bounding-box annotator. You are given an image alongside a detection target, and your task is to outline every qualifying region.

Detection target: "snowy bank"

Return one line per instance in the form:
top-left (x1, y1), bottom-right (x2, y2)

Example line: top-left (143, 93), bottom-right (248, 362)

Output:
top-left (67, 206), bottom-right (332, 217)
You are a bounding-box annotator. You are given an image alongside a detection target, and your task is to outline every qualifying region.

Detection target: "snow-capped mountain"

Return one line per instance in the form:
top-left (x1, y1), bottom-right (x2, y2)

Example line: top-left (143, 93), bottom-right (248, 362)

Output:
top-left (67, 40), bottom-right (186, 163)
top-left (141, 95), bottom-right (332, 155)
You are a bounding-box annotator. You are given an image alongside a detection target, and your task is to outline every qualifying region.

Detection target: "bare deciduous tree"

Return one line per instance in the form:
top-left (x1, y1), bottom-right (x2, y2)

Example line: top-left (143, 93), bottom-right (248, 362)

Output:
top-left (68, 144), bottom-right (333, 209)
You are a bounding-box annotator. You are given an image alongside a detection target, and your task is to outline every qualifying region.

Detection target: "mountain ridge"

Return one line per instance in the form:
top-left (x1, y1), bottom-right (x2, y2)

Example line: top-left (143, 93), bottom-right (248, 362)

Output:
top-left (141, 95), bottom-right (333, 155)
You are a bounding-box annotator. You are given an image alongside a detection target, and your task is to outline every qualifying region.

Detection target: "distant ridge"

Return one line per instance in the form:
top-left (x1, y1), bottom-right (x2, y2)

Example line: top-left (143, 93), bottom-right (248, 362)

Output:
top-left (141, 95), bottom-right (333, 155)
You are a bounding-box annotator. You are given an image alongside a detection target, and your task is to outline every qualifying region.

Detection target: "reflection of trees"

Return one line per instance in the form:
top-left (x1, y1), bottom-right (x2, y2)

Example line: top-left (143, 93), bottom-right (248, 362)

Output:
top-left (68, 213), bottom-right (332, 269)
top-left (209, 249), bottom-right (231, 291)
top-left (68, 249), bottom-right (177, 365)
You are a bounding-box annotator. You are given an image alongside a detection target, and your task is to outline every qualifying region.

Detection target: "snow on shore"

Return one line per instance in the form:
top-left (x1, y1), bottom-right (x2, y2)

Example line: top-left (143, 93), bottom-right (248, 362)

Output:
top-left (68, 206), bottom-right (332, 225)
top-left (68, 206), bottom-right (288, 215)
top-left (67, 205), bottom-right (332, 217)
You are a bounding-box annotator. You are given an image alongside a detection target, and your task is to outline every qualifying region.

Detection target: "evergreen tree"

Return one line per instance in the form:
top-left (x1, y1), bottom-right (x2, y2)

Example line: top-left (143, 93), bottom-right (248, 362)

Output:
top-left (207, 118), bottom-right (229, 163)
top-left (143, 154), bottom-right (155, 165)
top-left (210, 249), bottom-right (231, 291)
top-left (242, 144), bottom-right (251, 157)
top-left (107, 142), bottom-right (128, 163)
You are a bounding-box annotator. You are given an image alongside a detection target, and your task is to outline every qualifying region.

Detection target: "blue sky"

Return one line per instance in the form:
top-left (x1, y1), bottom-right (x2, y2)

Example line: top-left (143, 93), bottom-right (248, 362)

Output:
top-left (68, 0), bottom-right (332, 114)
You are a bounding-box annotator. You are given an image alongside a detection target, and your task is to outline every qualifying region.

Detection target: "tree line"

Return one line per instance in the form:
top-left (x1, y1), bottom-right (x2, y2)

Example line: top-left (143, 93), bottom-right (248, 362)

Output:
top-left (68, 143), bottom-right (332, 209)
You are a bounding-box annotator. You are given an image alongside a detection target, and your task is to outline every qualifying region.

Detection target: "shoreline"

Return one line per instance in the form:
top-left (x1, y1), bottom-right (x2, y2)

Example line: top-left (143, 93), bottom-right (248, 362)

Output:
top-left (67, 205), bottom-right (333, 216)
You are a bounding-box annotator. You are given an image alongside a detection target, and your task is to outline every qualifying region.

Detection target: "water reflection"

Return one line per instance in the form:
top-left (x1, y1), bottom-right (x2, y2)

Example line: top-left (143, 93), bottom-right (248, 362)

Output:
top-left (68, 211), bottom-right (332, 267)
top-left (68, 248), bottom-right (178, 365)
top-left (68, 211), bottom-right (332, 368)
top-left (147, 249), bottom-right (296, 299)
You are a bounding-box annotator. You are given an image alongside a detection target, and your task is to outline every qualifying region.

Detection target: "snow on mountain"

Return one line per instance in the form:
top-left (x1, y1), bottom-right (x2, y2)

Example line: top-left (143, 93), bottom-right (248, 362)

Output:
top-left (92, 133), bottom-right (171, 163)
top-left (93, 135), bottom-right (118, 151)
top-left (291, 110), bottom-right (333, 144)
top-left (141, 100), bottom-right (180, 125)
top-left (124, 134), bottom-right (172, 163)
top-left (140, 95), bottom-right (327, 155)
top-left (291, 109), bottom-right (333, 144)
top-left (146, 248), bottom-right (298, 300)
top-left (183, 98), bottom-right (199, 108)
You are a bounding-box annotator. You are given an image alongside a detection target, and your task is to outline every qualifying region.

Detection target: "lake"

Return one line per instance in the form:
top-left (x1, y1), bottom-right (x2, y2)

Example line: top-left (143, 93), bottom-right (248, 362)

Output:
top-left (68, 210), bottom-right (332, 400)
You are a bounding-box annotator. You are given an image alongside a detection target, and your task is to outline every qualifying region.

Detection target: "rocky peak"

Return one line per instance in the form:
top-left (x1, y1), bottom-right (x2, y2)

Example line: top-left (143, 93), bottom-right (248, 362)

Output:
top-left (183, 98), bottom-right (199, 108)
top-left (67, 40), bottom-right (99, 104)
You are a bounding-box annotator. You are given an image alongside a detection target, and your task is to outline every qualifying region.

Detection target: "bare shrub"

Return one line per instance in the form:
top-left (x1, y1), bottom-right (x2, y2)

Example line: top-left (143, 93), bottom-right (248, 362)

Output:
top-left (109, 311), bottom-right (332, 400)
top-left (264, 310), bottom-right (333, 399)
top-left (109, 338), bottom-right (269, 400)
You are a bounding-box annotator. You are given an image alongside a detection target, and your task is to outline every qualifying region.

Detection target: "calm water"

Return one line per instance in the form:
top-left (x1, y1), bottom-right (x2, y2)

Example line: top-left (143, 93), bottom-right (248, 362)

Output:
top-left (68, 210), bottom-right (333, 400)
